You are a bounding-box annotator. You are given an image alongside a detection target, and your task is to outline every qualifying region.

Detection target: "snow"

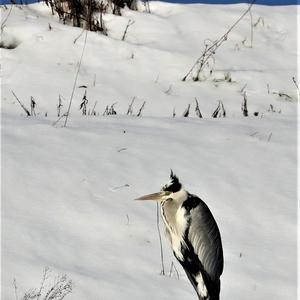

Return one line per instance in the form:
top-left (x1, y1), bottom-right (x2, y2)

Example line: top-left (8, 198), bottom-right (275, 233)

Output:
top-left (1, 2), bottom-right (298, 300)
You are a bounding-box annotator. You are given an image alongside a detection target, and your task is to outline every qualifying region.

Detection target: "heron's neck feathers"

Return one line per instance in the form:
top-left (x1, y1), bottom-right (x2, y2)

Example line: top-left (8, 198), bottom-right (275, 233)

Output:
top-left (172, 188), bottom-right (188, 204)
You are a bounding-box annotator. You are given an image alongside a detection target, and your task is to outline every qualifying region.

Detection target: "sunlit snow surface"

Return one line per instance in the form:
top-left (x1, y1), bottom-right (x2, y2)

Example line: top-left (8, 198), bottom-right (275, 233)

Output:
top-left (1, 2), bottom-right (298, 300)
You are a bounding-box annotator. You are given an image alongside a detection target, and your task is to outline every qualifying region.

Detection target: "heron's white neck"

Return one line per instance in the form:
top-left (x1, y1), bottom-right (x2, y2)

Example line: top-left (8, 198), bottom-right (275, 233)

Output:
top-left (171, 188), bottom-right (188, 204)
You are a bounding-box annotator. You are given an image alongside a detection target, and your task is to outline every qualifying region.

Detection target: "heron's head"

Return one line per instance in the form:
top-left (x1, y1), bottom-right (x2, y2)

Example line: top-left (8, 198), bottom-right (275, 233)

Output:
top-left (136, 170), bottom-right (186, 203)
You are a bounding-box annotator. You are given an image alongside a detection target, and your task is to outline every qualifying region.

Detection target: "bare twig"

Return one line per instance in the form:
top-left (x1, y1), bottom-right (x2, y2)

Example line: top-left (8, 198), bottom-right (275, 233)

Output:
top-left (1, 4), bottom-right (13, 32)
top-left (11, 91), bottom-right (31, 116)
top-left (122, 19), bottom-right (135, 41)
top-left (195, 98), bottom-right (203, 118)
top-left (111, 184), bottom-right (130, 190)
top-left (164, 84), bottom-right (173, 95)
top-left (240, 83), bottom-right (247, 94)
top-left (36, 267), bottom-right (50, 300)
top-left (182, 104), bottom-right (190, 117)
top-left (242, 92), bottom-right (248, 117)
top-left (63, 30), bottom-right (88, 127)
top-left (73, 27), bottom-right (85, 44)
top-left (91, 101), bottom-right (98, 116)
top-left (57, 95), bottom-right (63, 117)
top-left (137, 101), bottom-right (146, 117)
top-left (248, 4), bottom-right (254, 48)
top-left (212, 101), bottom-right (221, 118)
top-left (15, 267), bottom-right (72, 300)
top-left (79, 90), bottom-right (88, 115)
top-left (109, 102), bottom-right (117, 115)
top-left (182, 0), bottom-right (255, 81)
top-left (143, 0), bottom-right (151, 13)
top-left (169, 262), bottom-right (180, 280)
top-left (220, 101), bottom-right (226, 117)
top-left (292, 77), bottom-right (299, 92)
top-left (272, 91), bottom-right (293, 101)
top-left (126, 97), bottom-right (135, 115)
top-left (103, 105), bottom-right (109, 116)
top-left (30, 96), bottom-right (36, 116)
top-left (53, 113), bottom-right (68, 126)
top-left (13, 279), bottom-right (18, 300)
top-left (254, 16), bottom-right (264, 27)
top-left (267, 132), bottom-right (272, 142)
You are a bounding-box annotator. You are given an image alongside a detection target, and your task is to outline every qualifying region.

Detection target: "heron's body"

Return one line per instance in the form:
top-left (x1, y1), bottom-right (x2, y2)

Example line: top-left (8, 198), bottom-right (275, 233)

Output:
top-left (161, 190), bottom-right (223, 300)
top-left (136, 172), bottom-right (223, 300)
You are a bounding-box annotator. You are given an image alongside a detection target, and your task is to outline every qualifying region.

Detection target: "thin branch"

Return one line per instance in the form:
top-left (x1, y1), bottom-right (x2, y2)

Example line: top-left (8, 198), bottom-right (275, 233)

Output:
top-left (242, 92), bottom-right (248, 116)
top-left (182, 0), bottom-right (255, 81)
top-left (36, 267), bottom-right (50, 300)
top-left (1, 4), bottom-right (13, 31)
top-left (195, 97), bottom-right (203, 118)
top-left (126, 97), bottom-right (135, 115)
top-left (182, 104), bottom-right (190, 117)
top-left (91, 101), bottom-right (98, 115)
top-left (122, 19), bottom-right (135, 41)
top-left (13, 279), bottom-right (18, 300)
top-left (137, 101), bottom-right (146, 117)
top-left (292, 77), bottom-right (299, 92)
top-left (267, 132), bottom-right (272, 142)
top-left (212, 101), bottom-right (221, 118)
top-left (53, 113), bottom-right (68, 126)
top-left (11, 90), bottom-right (31, 116)
top-left (249, 4), bottom-right (253, 48)
top-left (63, 30), bottom-right (88, 127)
top-left (73, 27), bottom-right (85, 44)
top-left (169, 262), bottom-right (180, 280)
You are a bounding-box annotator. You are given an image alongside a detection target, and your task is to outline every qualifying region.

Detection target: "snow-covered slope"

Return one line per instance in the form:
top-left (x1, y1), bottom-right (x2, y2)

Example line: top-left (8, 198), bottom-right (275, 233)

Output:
top-left (1, 2), bottom-right (298, 300)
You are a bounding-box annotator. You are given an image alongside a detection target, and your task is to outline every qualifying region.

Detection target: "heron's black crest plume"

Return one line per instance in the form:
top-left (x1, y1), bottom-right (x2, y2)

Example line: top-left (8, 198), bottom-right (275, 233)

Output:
top-left (162, 170), bottom-right (182, 193)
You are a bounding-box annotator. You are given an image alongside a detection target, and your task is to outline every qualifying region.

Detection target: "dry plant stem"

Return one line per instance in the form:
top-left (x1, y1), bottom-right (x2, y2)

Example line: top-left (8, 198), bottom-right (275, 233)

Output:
top-left (195, 97), bottom-right (203, 118)
top-left (156, 202), bottom-right (165, 275)
top-left (63, 30), bottom-right (88, 127)
top-left (212, 102), bottom-right (221, 118)
top-left (73, 27), bottom-right (85, 44)
top-left (137, 101), bottom-right (146, 117)
top-left (292, 77), bottom-right (299, 92)
top-left (13, 279), bottom-right (18, 300)
top-left (240, 83), bottom-right (247, 94)
top-left (126, 97), bottom-right (135, 115)
top-left (182, 0), bottom-right (255, 81)
top-left (122, 19), bottom-right (135, 41)
top-left (53, 113), bottom-right (68, 126)
top-left (249, 5), bottom-right (253, 48)
top-left (267, 132), bottom-right (272, 142)
top-left (91, 101), bottom-right (97, 115)
top-left (169, 262), bottom-right (180, 279)
top-left (242, 92), bottom-right (248, 116)
top-left (182, 104), bottom-right (190, 117)
top-left (36, 268), bottom-right (49, 300)
top-left (1, 4), bottom-right (13, 31)
top-left (143, 0), bottom-right (151, 13)
top-left (11, 90), bottom-right (31, 116)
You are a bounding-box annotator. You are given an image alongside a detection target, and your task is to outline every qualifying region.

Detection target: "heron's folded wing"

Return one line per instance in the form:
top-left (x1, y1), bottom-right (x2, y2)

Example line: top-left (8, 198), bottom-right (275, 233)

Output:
top-left (184, 195), bottom-right (224, 280)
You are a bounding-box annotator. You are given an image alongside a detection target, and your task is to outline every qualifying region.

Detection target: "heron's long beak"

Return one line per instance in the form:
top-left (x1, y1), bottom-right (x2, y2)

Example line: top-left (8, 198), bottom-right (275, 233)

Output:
top-left (135, 192), bottom-right (163, 201)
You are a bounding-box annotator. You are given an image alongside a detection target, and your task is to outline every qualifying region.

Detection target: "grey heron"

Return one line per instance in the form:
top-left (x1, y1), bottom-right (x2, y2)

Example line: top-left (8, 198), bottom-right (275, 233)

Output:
top-left (136, 171), bottom-right (223, 300)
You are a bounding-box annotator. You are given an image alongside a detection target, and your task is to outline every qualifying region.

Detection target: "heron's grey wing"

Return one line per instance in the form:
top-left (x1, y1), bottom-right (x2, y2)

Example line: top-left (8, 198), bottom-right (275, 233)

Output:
top-left (184, 194), bottom-right (223, 280)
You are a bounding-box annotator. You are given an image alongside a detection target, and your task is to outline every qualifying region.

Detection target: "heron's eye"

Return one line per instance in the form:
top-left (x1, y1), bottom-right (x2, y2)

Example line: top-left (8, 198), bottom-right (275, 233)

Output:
top-left (164, 191), bottom-right (171, 196)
